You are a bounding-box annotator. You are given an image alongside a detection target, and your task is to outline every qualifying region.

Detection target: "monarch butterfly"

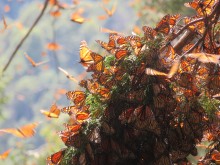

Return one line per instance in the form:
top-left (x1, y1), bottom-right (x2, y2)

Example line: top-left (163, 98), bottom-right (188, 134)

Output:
top-left (145, 68), bottom-right (168, 76)
top-left (0, 15), bottom-right (7, 33)
top-left (169, 14), bottom-right (180, 27)
top-left (75, 112), bottom-right (89, 123)
top-left (98, 87), bottom-right (111, 99)
top-left (47, 149), bottom-right (66, 164)
top-left (186, 53), bottom-right (220, 64)
top-left (154, 14), bottom-right (170, 35)
top-left (70, 8), bottom-right (86, 24)
top-left (101, 1), bottom-right (117, 17)
top-left (116, 36), bottom-right (128, 45)
top-left (86, 80), bottom-right (99, 94)
top-left (142, 26), bottom-right (157, 40)
top-left (211, 152), bottom-right (220, 162)
top-left (98, 73), bottom-right (109, 86)
top-left (160, 43), bottom-right (175, 59)
top-left (0, 122), bottom-right (38, 138)
top-left (0, 149), bottom-right (11, 160)
top-left (40, 103), bottom-right (60, 118)
top-left (58, 67), bottom-right (78, 83)
top-left (184, 0), bottom-right (215, 16)
top-left (167, 58), bottom-right (181, 78)
top-left (96, 37), bottom-right (116, 53)
top-left (79, 40), bottom-right (93, 67)
top-left (66, 91), bottom-right (86, 107)
top-left (64, 123), bottom-right (81, 133)
top-left (24, 53), bottom-right (48, 67)
top-left (87, 52), bottom-right (105, 72)
top-left (59, 130), bottom-right (81, 147)
top-left (61, 105), bottom-right (77, 115)
top-left (47, 42), bottom-right (61, 51)
top-left (115, 49), bottom-right (128, 60)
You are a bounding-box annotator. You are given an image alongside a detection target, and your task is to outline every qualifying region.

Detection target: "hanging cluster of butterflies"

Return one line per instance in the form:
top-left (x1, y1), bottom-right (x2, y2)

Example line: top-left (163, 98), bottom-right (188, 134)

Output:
top-left (47, 0), bottom-right (220, 164)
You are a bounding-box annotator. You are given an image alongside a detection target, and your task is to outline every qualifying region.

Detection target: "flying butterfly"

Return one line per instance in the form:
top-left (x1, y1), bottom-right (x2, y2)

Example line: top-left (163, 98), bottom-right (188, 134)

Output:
top-left (58, 67), bottom-right (78, 83)
top-left (24, 53), bottom-right (49, 67)
top-left (79, 40), bottom-right (94, 67)
top-left (40, 103), bottom-right (60, 118)
top-left (101, 1), bottom-right (117, 17)
top-left (0, 15), bottom-right (7, 33)
top-left (145, 68), bottom-right (168, 76)
top-left (0, 122), bottom-right (39, 138)
top-left (0, 149), bottom-right (11, 160)
top-left (70, 8), bottom-right (87, 24)
top-left (186, 53), bottom-right (220, 64)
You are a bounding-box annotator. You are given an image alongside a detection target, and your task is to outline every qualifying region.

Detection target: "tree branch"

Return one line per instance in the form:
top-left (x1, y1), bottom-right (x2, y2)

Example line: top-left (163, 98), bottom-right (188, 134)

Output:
top-left (2, 0), bottom-right (49, 73)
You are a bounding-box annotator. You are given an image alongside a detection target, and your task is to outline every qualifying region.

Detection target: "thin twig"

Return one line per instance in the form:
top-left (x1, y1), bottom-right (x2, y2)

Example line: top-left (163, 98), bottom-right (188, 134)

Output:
top-left (2, 0), bottom-right (49, 73)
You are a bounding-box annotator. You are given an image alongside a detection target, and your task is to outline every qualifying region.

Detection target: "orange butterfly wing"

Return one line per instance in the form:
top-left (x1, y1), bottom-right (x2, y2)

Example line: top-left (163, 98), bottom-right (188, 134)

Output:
top-left (47, 149), bottom-right (65, 164)
top-left (0, 149), bottom-right (11, 160)
top-left (154, 14), bottom-right (170, 35)
top-left (115, 49), bottom-right (128, 59)
top-left (41, 103), bottom-right (60, 118)
top-left (79, 40), bottom-right (93, 67)
top-left (0, 123), bottom-right (38, 138)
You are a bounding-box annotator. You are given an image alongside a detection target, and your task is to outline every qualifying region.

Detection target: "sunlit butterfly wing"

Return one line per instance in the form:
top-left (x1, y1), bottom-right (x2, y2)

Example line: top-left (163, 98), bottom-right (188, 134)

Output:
top-left (79, 40), bottom-right (93, 67)
top-left (145, 68), bottom-right (168, 76)
top-left (98, 87), bottom-right (111, 99)
top-left (76, 112), bottom-right (89, 123)
top-left (115, 49), bottom-right (128, 60)
top-left (169, 14), bottom-right (180, 27)
top-left (41, 103), bottom-right (60, 118)
top-left (66, 91), bottom-right (86, 107)
top-left (0, 122), bottom-right (38, 138)
top-left (64, 123), bottom-right (81, 133)
top-left (167, 58), bottom-right (181, 78)
top-left (61, 105), bottom-right (76, 115)
top-left (0, 149), bottom-right (11, 160)
top-left (154, 14), bottom-right (170, 35)
top-left (47, 149), bottom-right (66, 164)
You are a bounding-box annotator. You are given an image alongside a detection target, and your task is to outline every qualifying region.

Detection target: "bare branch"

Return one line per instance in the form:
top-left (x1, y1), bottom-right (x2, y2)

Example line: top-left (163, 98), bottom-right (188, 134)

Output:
top-left (2, 0), bottom-right (49, 73)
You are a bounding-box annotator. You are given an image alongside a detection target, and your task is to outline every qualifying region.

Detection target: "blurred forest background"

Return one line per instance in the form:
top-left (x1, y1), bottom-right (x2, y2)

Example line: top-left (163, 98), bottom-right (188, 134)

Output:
top-left (0, 0), bottom-right (193, 164)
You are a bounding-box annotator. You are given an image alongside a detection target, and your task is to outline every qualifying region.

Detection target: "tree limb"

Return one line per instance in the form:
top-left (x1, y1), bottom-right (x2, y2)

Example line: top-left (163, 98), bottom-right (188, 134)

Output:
top-left (2, 0), bottom-right (49, 73)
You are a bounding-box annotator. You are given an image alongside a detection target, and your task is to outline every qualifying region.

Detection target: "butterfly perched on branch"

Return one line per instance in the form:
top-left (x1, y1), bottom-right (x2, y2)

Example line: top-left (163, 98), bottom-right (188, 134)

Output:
top-left (79, 40), bottom-right (94, 67)
top-left (47, 148), bottom-right (66, 164)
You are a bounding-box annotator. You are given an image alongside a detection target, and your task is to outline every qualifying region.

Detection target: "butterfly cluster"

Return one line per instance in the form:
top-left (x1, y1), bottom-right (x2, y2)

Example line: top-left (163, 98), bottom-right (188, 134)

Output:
top-left (47, 0), bottom-right (220, 164)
